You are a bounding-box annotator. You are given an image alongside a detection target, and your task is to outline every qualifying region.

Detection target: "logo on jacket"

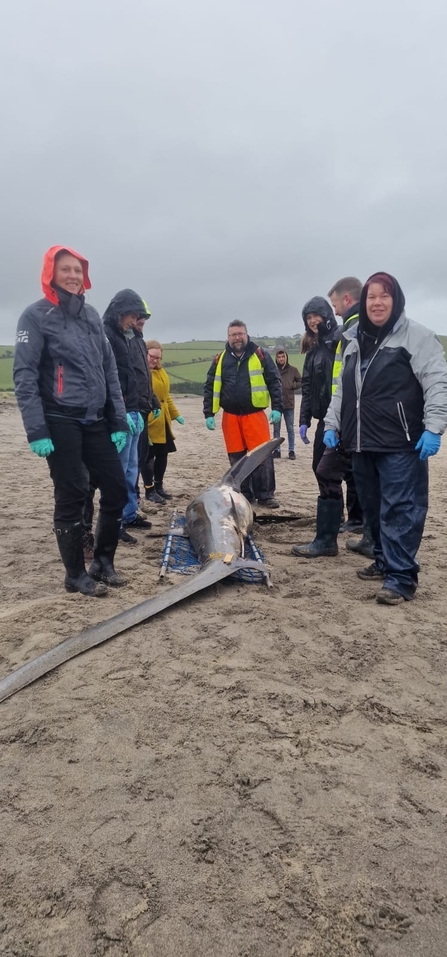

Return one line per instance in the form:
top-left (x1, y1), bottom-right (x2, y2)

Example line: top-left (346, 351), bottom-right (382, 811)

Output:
top-left (16, 330), bottom-right (28, 343)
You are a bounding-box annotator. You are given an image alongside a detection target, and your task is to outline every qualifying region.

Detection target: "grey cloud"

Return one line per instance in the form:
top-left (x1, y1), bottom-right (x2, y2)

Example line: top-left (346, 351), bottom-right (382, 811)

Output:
top-left (1, 0), bottom-right (447, 343)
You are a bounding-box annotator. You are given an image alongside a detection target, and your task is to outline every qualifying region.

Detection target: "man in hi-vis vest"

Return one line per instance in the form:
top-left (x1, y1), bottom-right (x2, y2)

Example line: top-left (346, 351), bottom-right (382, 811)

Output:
top-left (203, 320), bottom-right (283, 508)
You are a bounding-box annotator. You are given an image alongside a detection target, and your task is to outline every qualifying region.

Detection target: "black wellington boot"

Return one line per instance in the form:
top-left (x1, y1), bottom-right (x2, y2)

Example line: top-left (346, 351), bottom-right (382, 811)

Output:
top-left (155, 483), bottom-right (172, 500)
top-left (346, 524), bottom-right (375, 560)
top-left (291, 498), bottom-right (342, 558)
top-left (55, 523), bottom-right (108, 597)
top-left (89, 513), bottom-right (128, 587)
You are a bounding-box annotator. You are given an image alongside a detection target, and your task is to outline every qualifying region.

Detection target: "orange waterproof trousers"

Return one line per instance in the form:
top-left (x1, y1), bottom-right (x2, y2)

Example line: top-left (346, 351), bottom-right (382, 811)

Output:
top-left (221, 410), bottom-right (270, 454)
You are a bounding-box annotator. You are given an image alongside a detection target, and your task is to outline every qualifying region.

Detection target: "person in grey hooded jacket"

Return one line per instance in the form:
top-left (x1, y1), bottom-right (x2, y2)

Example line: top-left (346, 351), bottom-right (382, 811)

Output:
top-left (13, 246), bottom-right (129, 597)
top-left (324, 271), bottom-right (447, 605)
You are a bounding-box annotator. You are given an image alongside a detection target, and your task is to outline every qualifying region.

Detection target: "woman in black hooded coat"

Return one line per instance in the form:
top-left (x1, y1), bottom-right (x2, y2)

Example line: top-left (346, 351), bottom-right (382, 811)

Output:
top-left (291, 297), bottom-right (342, 558)
top-left (298, 297), bottom-right (340, 476)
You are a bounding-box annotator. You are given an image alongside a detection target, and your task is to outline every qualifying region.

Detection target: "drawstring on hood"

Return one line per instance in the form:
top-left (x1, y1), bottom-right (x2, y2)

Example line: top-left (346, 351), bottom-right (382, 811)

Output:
top-left (41, 245), bottom-right (91, 307)
top-left (302, 296), bottom-right (338, 339)
top-left (358, 272), bottom-right (406, 360)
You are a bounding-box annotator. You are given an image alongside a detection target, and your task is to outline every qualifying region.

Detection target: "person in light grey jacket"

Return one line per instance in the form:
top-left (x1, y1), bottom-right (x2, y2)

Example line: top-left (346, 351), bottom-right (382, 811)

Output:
top-left (324, 271), bottom-right (447, 606)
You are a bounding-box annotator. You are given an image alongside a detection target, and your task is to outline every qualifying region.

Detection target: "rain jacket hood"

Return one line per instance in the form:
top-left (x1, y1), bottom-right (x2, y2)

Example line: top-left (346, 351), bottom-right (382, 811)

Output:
top-left (358, 272), bottom-right (406, 361)
top-left (103, 289), bottom-right (148, 331)
top-left (41, 245), bottom-right (91, 306)
top-left (302, 297), bottom-right (338, 339)
top-left (275, 347), bottom-right (289, 365)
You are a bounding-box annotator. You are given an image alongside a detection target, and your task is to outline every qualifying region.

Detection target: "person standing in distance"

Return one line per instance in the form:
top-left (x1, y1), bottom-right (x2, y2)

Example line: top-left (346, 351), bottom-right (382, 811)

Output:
top-left (272, 347), bottom-right (302, 460)
top-left (13, 246), bottom-right (129, 596)
top-left (203, 321), bottom-right (283, 507)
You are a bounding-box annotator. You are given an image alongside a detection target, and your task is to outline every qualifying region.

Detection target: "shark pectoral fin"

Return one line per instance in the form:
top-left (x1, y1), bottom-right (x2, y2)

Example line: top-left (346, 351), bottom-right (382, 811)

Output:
top-left (0, 560), bottom-right (243, 704)
top-left (231, 557), bottom-right (273, 588)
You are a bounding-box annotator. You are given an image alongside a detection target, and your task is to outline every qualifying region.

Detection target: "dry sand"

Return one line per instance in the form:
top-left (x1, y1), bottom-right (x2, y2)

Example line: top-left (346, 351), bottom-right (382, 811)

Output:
top-left (1, 396), bottom-right (446, 957)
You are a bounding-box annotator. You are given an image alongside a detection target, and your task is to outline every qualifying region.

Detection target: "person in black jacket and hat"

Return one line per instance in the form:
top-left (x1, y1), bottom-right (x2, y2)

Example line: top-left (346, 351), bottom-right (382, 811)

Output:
top-left (292, 296), bottom-right (341, 558)
top-left (103, 290), bottom-right (152, 543)
top-left (128, 305), bottom-right (161, 504)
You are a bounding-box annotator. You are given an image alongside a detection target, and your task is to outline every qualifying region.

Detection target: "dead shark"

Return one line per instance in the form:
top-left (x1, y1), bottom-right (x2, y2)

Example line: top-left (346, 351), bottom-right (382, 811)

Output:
top-left (0, 437), bottom-right (283, 703)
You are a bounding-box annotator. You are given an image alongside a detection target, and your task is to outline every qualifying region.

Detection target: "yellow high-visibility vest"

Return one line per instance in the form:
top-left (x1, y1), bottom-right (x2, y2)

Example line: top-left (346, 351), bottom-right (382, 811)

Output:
top-left (331, 313), bottom-right (359, 394)
top-left (212, 351), bottom-right (269, 414)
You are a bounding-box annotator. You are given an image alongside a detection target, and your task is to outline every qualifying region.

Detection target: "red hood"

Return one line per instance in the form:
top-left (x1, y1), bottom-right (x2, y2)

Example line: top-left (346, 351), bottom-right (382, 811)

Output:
top-left (41, 245), bottom-right (91, 305)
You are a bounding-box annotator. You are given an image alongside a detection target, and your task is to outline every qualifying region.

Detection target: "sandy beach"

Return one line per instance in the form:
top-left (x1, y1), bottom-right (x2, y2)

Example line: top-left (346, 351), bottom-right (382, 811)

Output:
top-left (1, 395), bottom-right (446, 957)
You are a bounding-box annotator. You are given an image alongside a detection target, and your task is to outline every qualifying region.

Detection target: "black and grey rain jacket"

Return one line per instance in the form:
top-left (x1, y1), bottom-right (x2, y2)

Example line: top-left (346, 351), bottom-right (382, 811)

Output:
top-left (14, 289), bottom-right (127, 443)
top-left (325, 312), bottom-right (447, 452)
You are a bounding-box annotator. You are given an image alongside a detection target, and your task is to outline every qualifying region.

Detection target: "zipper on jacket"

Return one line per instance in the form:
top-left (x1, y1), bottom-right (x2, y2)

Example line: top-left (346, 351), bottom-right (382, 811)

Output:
top-left (354, 331), bottom-right (393, 451)
top-left (397, 401), bottom-right (411, 442)
top-left (57, 363), bottom-right (64, 396)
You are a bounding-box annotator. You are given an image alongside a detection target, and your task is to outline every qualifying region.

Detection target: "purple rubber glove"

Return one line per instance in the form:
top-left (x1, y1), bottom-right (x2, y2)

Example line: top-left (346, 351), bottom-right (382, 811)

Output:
top-left (415, 430), bottom-right (441, 461)
top-left (299, 424), bottom-right (310, 445)
top-left (323, 429), bottom-right (339, 449)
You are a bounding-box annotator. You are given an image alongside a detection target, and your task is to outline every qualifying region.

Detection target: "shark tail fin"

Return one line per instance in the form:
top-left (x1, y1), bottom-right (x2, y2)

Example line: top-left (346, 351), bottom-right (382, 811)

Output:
top-left (221, 437), bottom-right (284, 490)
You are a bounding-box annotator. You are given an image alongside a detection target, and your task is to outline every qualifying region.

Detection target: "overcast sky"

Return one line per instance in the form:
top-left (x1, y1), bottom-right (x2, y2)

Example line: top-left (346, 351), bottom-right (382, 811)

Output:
top-left (1, 0), bottom-right (447, 343)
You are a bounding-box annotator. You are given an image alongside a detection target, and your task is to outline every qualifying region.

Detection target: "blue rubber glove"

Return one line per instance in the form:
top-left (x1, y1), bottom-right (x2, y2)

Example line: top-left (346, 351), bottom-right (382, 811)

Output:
top-left (152, 408), bottom-right (162, 419)
top-left (269, 410), bottom-right (281, 425)
top-left (299, 424), bottom-right (310, 445)
top-left (111, 431), bottom-right (128, 453)
top-left (137, 412), bottom-right (144, 432)
top-left (323, 429), bottom-right (339, 449)
top-left (415, 430), bottom-right (441, 461)
top-left (29, 438), bottom-right (55, 457)
top-left (176, 416), bottom-right (185, 425)
top-left (205, 416), bottom-right (216, 430)
top-left (126, 412), bottom-right (137, 435)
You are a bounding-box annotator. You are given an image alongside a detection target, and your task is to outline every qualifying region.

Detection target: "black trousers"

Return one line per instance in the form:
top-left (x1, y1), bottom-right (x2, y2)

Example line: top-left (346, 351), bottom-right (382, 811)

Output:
top-left (312, 420), bottom-right (326, 479)
top-left (316, 444), bottom-right (363, 522)
top-left (352, 450), bottom-right (428, 599)
top-left (137, 413), bottom-right (153, 487)
top-left (46, 418), bottom-right (127, 525)
top-left (227, 451), bottom-right (275, 503)
top-left (146, 445), bottom-right (169, 487)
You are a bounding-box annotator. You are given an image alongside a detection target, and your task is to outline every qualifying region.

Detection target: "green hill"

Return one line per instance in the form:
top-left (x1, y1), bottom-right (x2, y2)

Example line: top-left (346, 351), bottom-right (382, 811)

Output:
top-left (2, 335), bottom-right (447, 395)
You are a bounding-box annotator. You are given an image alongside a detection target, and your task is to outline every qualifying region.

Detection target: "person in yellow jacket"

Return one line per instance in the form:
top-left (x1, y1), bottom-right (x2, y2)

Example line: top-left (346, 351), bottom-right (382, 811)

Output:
top-left (144, 340), bottom-right (185, 503)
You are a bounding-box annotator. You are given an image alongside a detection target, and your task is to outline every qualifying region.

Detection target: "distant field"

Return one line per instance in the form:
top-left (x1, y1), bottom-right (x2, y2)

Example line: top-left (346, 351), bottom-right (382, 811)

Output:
top-left (2, 335), bottom-right (447, 394)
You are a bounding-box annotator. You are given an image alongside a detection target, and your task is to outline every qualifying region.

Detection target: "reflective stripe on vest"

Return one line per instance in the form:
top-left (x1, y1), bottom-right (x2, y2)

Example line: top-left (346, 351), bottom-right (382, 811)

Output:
top-left (212, 351), bottom-right (269, 413)
top-left (331, 313), bottom-right (359, 394)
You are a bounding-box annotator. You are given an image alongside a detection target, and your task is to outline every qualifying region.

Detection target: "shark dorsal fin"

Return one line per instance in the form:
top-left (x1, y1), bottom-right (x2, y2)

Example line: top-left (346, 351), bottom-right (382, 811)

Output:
top-left (220, 437), bottom-right (283, 490)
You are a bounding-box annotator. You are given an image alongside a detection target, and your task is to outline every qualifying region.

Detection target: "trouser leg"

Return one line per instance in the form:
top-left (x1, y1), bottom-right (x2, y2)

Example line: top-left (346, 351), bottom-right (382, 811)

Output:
top-left (283, 409), bottom-right (295, 452)
top-left (352, 452), bottom-right (384, 569)
top-left (376, 452), bottom-right (428, 599)
top-left (316, 446), bottom-right (346, 501)
top-left (154, 450), bottom-right (169, 486)
top-left (138, 414), bottom-right (153, 487)
top-left (117, 417), bottom-right (141, 524)
top-left (47, 418), bottom-right (90, 525)
top-left (345, 457), bottom-right (363, 524)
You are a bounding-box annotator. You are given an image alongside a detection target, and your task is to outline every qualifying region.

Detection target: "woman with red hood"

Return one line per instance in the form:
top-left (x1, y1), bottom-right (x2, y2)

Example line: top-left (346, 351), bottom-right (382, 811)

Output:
top-left (324, 272), bottom-right (447, 605)
top-left (13, 246), bottom-right (129, 597)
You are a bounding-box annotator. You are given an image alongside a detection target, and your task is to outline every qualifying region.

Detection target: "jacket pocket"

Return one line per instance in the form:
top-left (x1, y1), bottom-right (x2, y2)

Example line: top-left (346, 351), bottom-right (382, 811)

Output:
top-left (397, 401), bottom-right (411, 442)
top-left (57, 364), bottom-right (64, 396)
